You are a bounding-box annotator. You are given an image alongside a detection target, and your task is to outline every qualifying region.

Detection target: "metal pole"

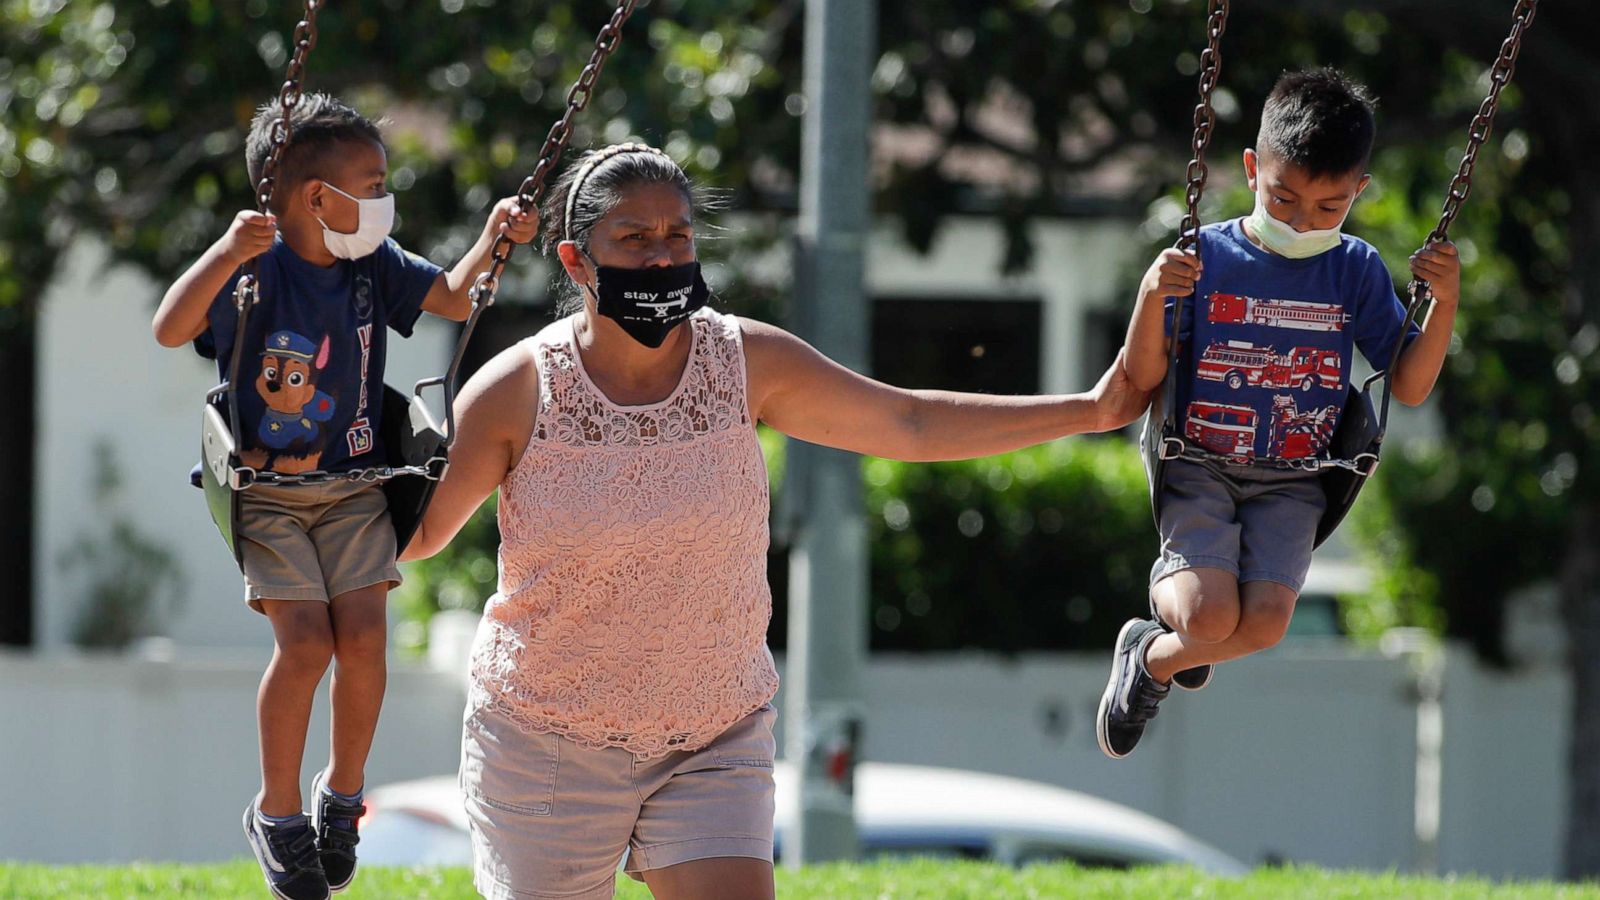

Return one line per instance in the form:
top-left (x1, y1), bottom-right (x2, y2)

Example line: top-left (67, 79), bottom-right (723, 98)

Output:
top-left (784, 0), bottom-right (874, 867)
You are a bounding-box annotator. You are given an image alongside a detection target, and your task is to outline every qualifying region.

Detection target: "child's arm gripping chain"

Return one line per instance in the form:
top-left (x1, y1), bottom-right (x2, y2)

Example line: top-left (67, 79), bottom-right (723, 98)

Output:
top-left (1391, 239), bottom-right (1461, 407)
top-left (152, 210), bottom-right (276, 347)
top-left (419, 198), bottom-right (540, 321)
top-left (1124, 248), bottom-right (1202, 392)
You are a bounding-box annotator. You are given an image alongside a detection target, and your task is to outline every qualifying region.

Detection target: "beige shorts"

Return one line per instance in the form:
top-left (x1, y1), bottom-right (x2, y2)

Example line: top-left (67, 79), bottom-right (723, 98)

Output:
top-left (237, 480), bottom-right (401, 613)
top-left (462, 701), bottom-right (778, 900)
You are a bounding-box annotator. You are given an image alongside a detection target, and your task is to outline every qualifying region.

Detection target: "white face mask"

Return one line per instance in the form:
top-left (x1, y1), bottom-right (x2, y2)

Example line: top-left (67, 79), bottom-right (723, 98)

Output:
top-left (316, 181), bottom-right (395, 260)
top-left (1244, 185), bottom-right (1351, 260)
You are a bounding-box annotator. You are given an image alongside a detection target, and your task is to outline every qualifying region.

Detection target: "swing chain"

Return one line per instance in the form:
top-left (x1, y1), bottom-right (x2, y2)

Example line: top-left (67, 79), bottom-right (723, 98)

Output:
top-left (234, 459), bottom-right (447, 489)
top-left (234, 0), bottom-right (323, 313)
top-left (1428, 0), bottom-right (1538, 246)
top-left (470, 0), bottom-right (640, 308)
top-left (1176, 0), bottom-right (1229, 256)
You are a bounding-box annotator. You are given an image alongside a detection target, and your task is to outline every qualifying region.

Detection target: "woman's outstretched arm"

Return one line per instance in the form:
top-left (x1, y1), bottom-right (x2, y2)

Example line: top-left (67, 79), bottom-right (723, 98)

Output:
top-left (742, 318), bottom-right (1150, 463)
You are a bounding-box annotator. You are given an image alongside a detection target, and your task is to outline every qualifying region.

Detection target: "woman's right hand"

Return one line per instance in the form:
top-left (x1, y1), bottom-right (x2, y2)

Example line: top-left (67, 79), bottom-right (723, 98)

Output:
top-left (220, 209), bottom-right (277, 265)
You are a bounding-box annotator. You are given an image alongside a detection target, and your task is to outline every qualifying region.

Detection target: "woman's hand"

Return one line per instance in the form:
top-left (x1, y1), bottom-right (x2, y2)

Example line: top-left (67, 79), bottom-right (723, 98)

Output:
top-left (1090, 347), bottom-right (1154, 432)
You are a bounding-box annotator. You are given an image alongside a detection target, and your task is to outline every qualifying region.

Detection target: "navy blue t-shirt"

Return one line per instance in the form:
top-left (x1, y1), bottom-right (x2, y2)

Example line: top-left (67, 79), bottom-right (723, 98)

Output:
top-left (196, 236), bottom-right (442, 473)
top-left (1164, 218), bottom-right (1420, 461)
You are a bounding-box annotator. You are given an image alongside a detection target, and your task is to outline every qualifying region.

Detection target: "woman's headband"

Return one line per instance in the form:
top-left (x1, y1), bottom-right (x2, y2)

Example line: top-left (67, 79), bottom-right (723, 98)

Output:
top-left (563, 142), bottom-right (675, 242)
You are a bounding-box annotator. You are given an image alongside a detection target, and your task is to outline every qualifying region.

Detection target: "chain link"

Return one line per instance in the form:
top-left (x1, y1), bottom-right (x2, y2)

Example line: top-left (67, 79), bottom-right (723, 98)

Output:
top-left (238, 459), bottom-right (447, 489)
top-left (235, 0), bottom-right (323, 312)
top-left (469, 0), bottom-right (640, 310)
top-left (1176, 0), bottom-right (1229, 256)
top-left (1160, 0), bottom-right (1228, 434)
top-left (1427, 0), bottom-right (1537, 244)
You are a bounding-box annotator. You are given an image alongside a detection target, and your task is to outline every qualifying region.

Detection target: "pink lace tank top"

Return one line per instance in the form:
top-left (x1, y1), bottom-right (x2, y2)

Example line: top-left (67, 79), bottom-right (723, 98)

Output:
top-left (468, 308), bottom-right (780, 758)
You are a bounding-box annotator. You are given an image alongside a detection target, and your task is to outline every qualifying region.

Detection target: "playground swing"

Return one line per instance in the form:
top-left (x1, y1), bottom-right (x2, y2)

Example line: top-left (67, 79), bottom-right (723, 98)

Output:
top-left (197, 0), bottom-right (642, 563)
top-left (1140, 0), bottom-right (1540, 549)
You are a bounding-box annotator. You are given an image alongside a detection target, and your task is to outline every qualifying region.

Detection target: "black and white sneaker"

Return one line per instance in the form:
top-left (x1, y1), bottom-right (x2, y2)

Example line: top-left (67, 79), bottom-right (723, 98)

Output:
top-left (310, 770), bottom-right (366, 894)
top-left (1096, 618), bottom-right (1172, 760)
top-left (1150, 596), bottom-right (1214, 691)
top-left (243, 797), bottom-right (330, 900)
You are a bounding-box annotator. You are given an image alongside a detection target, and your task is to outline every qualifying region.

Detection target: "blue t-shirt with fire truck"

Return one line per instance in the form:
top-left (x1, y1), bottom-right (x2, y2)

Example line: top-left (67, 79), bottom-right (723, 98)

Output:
top-left (1164, 218), bottom-right (1419, 461)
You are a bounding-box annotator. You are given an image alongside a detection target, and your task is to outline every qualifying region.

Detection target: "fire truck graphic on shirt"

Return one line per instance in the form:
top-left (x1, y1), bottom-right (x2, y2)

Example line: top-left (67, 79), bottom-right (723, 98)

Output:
top-left (1184, 400), bottom-right (1259, 459)
top-left (1265, 395), bottom-right (1341, 459)
top-left (1208, 293), bottom-right (1349, 332)
top-left (1196, 340), bottom-right (1343, 393)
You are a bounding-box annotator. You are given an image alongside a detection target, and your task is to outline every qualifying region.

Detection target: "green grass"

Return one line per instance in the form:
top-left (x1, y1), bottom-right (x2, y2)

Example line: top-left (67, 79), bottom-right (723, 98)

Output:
top-left (2, 861), bottom-right (1598, 899)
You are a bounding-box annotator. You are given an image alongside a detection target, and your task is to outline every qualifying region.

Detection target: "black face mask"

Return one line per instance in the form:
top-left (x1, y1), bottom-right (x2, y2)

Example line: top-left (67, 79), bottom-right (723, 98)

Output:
top-left (590, 261), bottom-right (710, 349)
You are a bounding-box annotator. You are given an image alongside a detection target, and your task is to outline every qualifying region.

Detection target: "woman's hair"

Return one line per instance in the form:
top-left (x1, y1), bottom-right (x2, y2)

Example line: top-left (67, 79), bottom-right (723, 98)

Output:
top-left (539, 143), bottom-right (704, 314)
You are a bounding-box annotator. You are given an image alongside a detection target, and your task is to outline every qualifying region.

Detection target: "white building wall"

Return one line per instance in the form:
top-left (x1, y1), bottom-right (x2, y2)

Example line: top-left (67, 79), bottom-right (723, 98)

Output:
top-left (0, 646), bottom-right (1568, 879)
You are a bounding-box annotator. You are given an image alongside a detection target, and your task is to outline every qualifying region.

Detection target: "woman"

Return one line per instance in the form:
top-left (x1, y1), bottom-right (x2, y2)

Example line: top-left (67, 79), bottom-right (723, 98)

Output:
top-left (403, 142), bottom-right (1149, 900)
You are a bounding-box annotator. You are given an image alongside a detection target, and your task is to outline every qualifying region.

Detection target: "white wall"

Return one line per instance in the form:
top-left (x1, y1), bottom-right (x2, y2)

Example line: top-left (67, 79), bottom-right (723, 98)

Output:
top-left (33, 240), bottom-right (455, 650)
top-left (0, 645), bottom-right (1568, 879)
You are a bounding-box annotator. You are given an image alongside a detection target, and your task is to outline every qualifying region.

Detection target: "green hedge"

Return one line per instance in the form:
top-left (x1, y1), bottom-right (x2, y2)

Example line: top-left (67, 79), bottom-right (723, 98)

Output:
top-left (394, 430), bottom-right (1158, 655)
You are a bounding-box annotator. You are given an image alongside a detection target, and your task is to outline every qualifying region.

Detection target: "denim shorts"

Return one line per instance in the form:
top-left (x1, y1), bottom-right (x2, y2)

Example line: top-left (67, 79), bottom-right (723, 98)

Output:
top-left (461, 700), bottom-right (777, 900)
top-left (1150, 458), bottom-right (1326, 593)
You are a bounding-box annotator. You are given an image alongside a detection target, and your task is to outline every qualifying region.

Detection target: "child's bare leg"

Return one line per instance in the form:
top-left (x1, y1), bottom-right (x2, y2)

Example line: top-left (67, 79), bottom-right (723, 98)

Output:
top-left (1152, 566), bottom-right (1242, 643)
top-left (258, 599), bottom-right (336, 817)
top-left (325, 583), bottom-right (389, 795)
top-left (1146, 579), bottom-right (1297, 683)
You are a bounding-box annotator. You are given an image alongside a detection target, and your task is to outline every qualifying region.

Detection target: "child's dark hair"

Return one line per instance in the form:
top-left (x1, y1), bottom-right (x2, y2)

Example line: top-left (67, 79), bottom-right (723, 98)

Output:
top-left (245, 93), bottom-right (384, 211)
top-left (1257, 68), bottom-right (1377, 179)
top-left (540, 144), bottom-right (714, 314)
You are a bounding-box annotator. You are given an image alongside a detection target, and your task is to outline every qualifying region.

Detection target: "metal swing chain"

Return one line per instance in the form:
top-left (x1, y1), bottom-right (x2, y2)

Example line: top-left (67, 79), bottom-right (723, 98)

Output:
top-left (1176, 0), bottom-right (1229, 257)
top-left (234, 1), bottom-right (323, 312)
top-left (1385, 0), bottom-right (1539, 419)
top-left (1426, 0), bottom-right (1539, 247)
top-left (464, 0), bottom-right (640, 312)
top-left (224, 1), bottom-right (323, 453)
top-left (1161, 0), bottom-right (1229, 432)
top-left (427, 0), bottom-right (639, 449)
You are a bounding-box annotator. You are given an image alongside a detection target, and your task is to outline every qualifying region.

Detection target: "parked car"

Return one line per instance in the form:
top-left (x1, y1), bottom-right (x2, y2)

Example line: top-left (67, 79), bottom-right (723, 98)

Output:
top-left (357, 761), bottom-right (1249, 874)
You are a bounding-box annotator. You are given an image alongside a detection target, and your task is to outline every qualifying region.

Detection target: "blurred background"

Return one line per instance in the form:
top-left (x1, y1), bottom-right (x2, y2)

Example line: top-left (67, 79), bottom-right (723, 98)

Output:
top-left (1, 0), bottom-right (1597, 882)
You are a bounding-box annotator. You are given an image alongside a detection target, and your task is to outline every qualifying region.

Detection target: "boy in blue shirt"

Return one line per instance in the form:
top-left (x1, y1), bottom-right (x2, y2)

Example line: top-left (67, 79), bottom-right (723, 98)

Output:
top-left (153, 94), bottom-right (537, 898)
top-left (1097, 69), bottom-right (1460, 760)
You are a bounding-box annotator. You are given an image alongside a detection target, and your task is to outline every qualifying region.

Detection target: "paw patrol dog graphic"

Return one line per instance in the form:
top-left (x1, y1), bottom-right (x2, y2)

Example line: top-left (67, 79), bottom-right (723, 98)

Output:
top-left (245, 329), bottom-right (336, 474)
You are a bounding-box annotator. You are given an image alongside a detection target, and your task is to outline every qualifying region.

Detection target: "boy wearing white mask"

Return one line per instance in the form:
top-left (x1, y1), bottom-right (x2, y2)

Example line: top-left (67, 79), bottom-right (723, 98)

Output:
top-left (1098, 69), bottom-right (1459, 760)
top-left (153, 93), bottom-right (536, 899)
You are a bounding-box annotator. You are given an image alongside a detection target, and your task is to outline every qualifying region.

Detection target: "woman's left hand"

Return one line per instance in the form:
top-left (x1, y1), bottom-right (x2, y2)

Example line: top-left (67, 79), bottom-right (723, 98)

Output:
top-left (1089, 348), bottom-right (1153, 432)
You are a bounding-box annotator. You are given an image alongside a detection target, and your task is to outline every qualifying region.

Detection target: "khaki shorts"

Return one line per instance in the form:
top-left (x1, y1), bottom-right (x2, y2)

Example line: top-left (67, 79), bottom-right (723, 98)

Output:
top-left (237, 480), bottom-right (401, 613)
top-left (462, 701), bottom-right (778, 900)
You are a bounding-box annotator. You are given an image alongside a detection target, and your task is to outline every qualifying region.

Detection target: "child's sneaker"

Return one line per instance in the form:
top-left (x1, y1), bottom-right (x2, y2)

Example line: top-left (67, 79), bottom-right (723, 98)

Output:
top-left (310, 769), bottom-right (366, 894)
top-left (243, 797), bottom-right (330, 900)
top-left (1149, 597), bottom-right (1214, 691)
top-left (1096, 618), bottom-right (1172, 759)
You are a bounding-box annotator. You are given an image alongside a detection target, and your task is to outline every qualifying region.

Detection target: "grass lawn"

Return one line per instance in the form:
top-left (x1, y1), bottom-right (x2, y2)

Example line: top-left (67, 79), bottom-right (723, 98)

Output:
top-left (2, 861), bottom-right (1598, 899)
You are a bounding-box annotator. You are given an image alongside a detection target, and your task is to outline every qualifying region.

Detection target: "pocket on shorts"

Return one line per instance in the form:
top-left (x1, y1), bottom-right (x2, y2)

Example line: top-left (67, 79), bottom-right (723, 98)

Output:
top-left (711, 704), bottom-right (778, 769)
top-left (462, 708), bottom-right (561, 817)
